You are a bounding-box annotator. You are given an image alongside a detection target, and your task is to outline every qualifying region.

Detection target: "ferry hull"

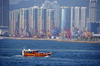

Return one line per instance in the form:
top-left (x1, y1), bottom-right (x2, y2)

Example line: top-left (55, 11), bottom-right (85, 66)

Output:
top-left (23, 52), bottom-right (52, 57)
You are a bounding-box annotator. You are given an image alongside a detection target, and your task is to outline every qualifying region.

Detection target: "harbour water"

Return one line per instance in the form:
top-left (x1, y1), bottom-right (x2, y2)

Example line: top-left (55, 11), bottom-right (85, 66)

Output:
top-left (0, 39), bottom-right (100, 66)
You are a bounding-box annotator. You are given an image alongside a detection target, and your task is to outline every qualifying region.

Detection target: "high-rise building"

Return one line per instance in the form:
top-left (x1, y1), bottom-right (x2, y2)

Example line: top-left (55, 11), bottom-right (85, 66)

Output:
top-left (81, 7), bottom-right (87, 28)
top-left (41, 0), bottom-right (51, 9)
top-left (96, 0), bottom-right (100, 34)
top-left (0, 0), bottom-right (9, 35)
top-left (70, 7), bottom-right (87, 29)
top-left (51, 1), bottom-right (60, 28)
top-left (29, 7), bottom-right (34, 34)
top-left (70, 7), bottom-right (74, 29)
top-left (46, 9), bottom-right (54, 36)
top-left (33, 6), bottom-right (39, 35)
top-left (9, 9), bottom-right (19, 35)
top-left (88, 0), bottom-right (100, 34)
top-left (74, 7), bottom-right (80, 28)
top-left (9, 11), bottom-right (14, 35)
top-left (19, 8), bottom-right (29, 36)
top-left (29, 6), bottom-right (39, 35)
top-left (89, 0), bottom-right (97, 23)
top-left (96, 0), bottom-right (100, 22)
top-left (38, 7), bottom-right (47, 35)
top-left (61, 6), bottom-right (71, 31)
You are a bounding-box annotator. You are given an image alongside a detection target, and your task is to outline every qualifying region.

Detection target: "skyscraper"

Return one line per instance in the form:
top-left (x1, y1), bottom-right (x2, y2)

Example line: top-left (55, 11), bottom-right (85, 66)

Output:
top-left (0, 0), bottom-right (9, 35)
top-left (9, 11), bottom-right (14, 35)
top-left (70, 7), bottom-right (74, 29)
top-left (51, 1), bottom-right (60, 28)
top-left (96, 0), bottom-right (100, 34)
top-left (9, 9), bottom-right (19, 35)
top-left (97, 0), bottom-right (100, 22)
top-left (19, 8), bottom-right (28, 36)
top-left (81, 7), bottom-right (87, 28)
top-left (29, 7), bottom-right (34, 34)
top-left (89, 0), bottom-right (97, 23)
top-left (29, 6), bottom-right (39, 35)
top-left (38, 7), bottom-right (47, 35)
top-left (61, 6), bottom-right (71, 32)
top-left (74, 7), bottom-right (80, 28)
top-left (70, 7), bottom-right (87, 29)
top-left (46, 9), bottom-right (54, 36)
top-left (89, 0), bottom-right (100, 34)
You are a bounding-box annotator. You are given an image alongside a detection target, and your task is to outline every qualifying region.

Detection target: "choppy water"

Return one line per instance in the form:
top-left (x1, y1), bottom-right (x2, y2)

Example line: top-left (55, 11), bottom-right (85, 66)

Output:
top-left (0, 39), bottom-right (100, 66)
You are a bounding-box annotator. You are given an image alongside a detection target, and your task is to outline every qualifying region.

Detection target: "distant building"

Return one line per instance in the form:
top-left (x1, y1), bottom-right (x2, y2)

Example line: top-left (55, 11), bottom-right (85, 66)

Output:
top-left (80, 7), bottom-right (87, 28)
top-left (70, 7), bottom-right (74, 29)
top-left (97, 23), bottom-right (100, 34)
top-left (46, 9), bottom-right (54, 36)
top-left (96, 0), bottom-right (100, 22)
top-left (74, 7), bottom-right (80, 28)
top-left (70, 7), bottom-right (87, 30)
top-left (9, 9), bottom-right (19, 35)
top-left (38, 7), bottom-right (47, 35)
top-left (51, 1), bottom-right (60, 28)
top-left (29, 6), bottom-right (39, 35)
top-left (29, 7), bottom-right (34, 34)
top-left (96, 0), bottom-right (100, 34)
top-left (0, 0), bottom-right (9, 35)
top-left (89, 0), bottom-right (97, 23)
top-left (61, 6), bottom-right (71, 32)
top-left (88, 0), bottom-right (100, 34)
top-left (9, 0), bottom-right (90, 37)
top-left (41, 0), bottom-right (51, 9)
top-left (19, 8), bottom-right (29, 36)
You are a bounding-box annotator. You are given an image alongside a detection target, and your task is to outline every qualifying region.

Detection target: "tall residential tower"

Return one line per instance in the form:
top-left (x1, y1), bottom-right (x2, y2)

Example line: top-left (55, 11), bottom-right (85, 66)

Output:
top-left (51, 1), bottom-right (60, 28)
top-left (89, 0), bottom-right (100, 34)
top-left (0, 0), bottom-right (9, 35)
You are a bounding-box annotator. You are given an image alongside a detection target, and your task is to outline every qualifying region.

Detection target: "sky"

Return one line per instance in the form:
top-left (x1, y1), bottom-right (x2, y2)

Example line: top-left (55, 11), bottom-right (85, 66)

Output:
top-left (9, 0), bottom-right (29, 5)
top-left (9, 0), bottom-right (22, 4)
top-left (9, 0), bottom-right (89, 5)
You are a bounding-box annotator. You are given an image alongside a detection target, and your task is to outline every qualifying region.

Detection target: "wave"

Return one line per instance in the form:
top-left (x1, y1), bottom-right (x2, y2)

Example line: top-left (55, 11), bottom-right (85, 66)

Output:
top-left (12, 55), bottom-right (23, 57)
top-left (0, 55), bottom-right (100, 62)
top-left (48, 57), bottom-right (100, 62)
top-left (36, 49), bottom-right (100, 52)
top-left (0, 55), bottom-right (23, 58)
top-left (0, 49), bottom-right (100, 52)
top-left (0, 49), bottom-right (22, 50)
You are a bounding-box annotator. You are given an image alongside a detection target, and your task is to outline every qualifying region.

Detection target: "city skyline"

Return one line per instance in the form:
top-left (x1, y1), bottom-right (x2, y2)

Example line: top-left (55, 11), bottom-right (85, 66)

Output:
top-left (9, 0), bottom-right (91, 38)
top-left (0, 0), bottom-right (100, 37)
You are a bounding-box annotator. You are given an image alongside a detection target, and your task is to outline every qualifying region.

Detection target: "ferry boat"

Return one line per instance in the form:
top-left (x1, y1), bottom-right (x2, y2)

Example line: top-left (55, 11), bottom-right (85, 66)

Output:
top-left (22, 49), bottom-right (52, 57)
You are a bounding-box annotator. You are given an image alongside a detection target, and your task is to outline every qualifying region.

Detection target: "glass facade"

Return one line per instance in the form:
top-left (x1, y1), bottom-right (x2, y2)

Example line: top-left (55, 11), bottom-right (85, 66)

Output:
top-left (0, 0), bottom-right (9, 34)
top-left (88, 0), bottom-right (100, 34)
top-left (61, 7), bottom-right (71, 31)
top-left (39, 8), bottom-right (47, 34)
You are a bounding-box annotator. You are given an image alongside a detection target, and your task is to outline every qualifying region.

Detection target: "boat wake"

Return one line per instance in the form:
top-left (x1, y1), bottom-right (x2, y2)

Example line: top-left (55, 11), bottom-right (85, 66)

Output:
top-left (0, 55), bottom-right (100, 63)
top-left (12, 55), bottom-right (23, 57)
top-left (45, 56), bottom-right (50, 57)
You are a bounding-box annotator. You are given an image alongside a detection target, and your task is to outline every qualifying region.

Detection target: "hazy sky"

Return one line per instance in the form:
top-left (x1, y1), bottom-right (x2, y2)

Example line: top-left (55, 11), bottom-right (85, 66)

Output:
top-left (9, 0), bottom-right (89, 5)
top-left (9, 0), bottom-right (29, 5)
top-left (9, 0), bottom-right (22, 4)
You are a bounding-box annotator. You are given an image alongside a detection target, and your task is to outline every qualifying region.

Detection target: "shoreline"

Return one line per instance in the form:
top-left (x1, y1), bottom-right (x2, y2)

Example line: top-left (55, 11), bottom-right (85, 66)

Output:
top-left (2, 37), bottom-right (100, 44)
